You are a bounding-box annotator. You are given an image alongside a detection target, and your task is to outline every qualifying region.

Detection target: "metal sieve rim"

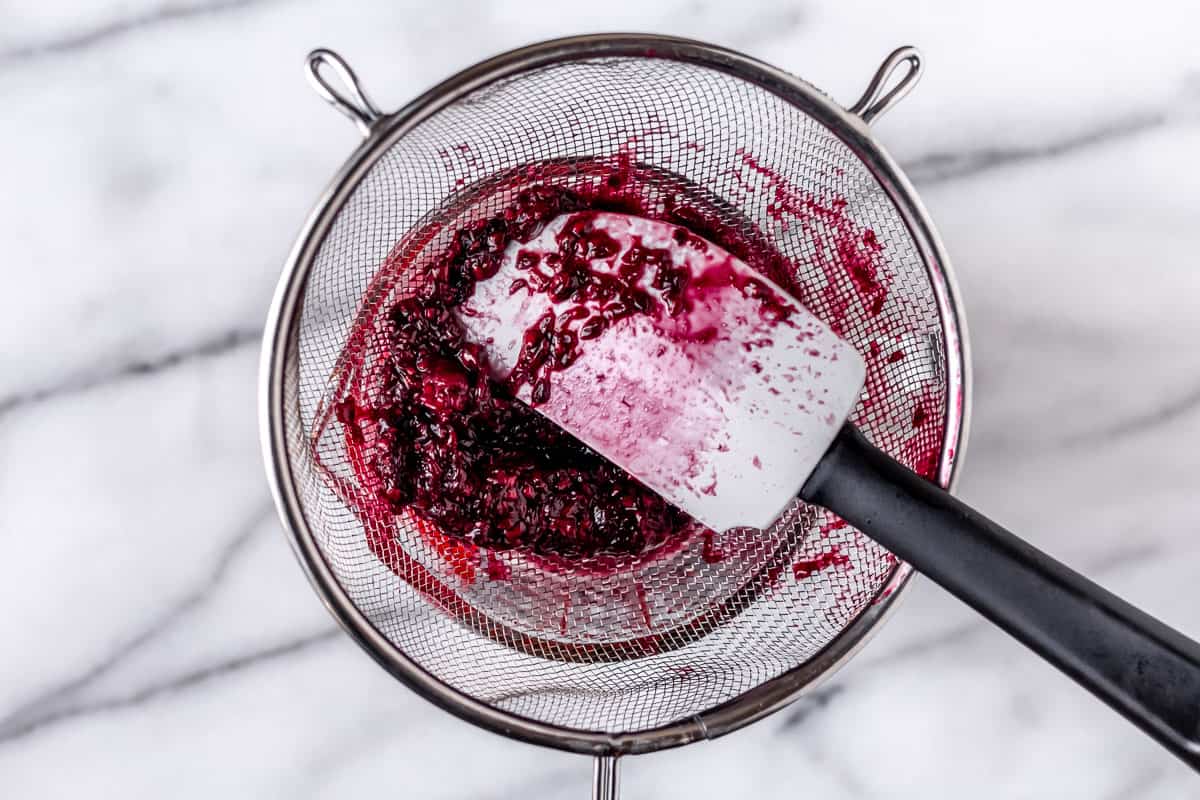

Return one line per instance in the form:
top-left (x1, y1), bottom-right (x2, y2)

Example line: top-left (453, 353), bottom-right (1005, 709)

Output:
top-left (260, 32), bottom-right (972, 756)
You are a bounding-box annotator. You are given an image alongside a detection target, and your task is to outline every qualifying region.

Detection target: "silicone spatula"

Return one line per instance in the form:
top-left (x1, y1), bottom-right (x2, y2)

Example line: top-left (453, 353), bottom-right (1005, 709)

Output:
top-left (460, 211), bottom-right (1200, 770)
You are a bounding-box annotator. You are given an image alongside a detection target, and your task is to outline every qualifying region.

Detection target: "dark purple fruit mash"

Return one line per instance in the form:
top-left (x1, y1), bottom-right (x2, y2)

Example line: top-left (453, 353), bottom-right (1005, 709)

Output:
top-left (334, 185), bottom-right (695, 559)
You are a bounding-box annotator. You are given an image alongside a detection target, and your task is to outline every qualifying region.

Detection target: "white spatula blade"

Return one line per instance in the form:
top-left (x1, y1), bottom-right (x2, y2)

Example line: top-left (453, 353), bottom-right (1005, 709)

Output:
top-left (459, 212), bottom-right (866, 533)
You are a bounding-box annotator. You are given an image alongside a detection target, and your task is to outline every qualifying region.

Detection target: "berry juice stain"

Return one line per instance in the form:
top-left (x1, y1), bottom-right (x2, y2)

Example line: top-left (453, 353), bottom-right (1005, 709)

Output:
top-left (902, 389), bottom-right (943, 479)
top-left (792, 547), bottom-right (851, 581)
top-left (634, 582), bottom-right (653, 630)
top-left (723, 152), bottom-right (931, 494)
top-left (701, 530), bottom-right (724, 564)
top-left (559, 593), bottom-right (572, 636)
top-left (486, 553), bottom-right (512, 581)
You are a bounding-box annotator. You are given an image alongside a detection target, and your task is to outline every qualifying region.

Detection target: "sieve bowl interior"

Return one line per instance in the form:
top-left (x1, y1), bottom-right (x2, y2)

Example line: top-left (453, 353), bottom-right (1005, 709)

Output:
top-left (267, 36), bottom-right (967, 749)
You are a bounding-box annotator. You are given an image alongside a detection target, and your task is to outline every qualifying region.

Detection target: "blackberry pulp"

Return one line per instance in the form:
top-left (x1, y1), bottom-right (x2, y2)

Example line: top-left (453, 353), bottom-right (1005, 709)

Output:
top-left (335, 186), bottom-right (696, 559)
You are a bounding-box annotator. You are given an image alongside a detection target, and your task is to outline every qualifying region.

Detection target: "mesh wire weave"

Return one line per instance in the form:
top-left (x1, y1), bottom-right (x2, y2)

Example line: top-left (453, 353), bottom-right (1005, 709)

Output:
top-left (281, 55), bottom-right (957, 736)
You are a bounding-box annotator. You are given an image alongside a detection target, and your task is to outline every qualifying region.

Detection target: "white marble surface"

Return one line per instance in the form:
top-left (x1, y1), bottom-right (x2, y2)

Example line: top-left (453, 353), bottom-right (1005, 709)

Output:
top-left (2, 1), bottom-right (1199, 797)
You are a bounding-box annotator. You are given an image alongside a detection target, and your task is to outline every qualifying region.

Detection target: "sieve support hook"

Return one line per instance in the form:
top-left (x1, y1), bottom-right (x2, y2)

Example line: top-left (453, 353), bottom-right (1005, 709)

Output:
top-left (849, 46), bottom-right (923, 125)
top-left (305, 48), bottom-right (384, 137)
top-left (592, 755), bottom-right (620, 800)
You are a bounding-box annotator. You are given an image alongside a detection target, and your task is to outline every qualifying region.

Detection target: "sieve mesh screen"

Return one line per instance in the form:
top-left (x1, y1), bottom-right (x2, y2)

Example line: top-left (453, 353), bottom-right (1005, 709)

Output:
top-left (279, 53), bottom-right (956, 737)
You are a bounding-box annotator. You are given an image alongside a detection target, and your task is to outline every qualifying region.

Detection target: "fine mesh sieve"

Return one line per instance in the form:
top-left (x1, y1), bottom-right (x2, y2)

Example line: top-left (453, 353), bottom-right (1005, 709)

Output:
top-left (261, 34), bottom-right (970, 790)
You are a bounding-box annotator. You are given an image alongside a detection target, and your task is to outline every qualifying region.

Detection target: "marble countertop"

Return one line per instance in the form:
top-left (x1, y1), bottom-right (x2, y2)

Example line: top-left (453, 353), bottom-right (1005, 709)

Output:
top-left (3, 1), bottom-right (1199, 797)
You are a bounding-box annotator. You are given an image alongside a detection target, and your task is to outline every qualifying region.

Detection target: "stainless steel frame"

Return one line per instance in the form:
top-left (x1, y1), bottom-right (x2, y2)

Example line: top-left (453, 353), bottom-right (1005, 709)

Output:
top-left (260, 33), bottom-right (972, 758)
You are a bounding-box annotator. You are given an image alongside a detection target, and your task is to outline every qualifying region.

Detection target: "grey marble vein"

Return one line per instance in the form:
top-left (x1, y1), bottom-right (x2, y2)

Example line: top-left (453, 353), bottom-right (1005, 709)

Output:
top-left (1084, 541), bottom-right (1165, 578)
top-left (0, 627), bottom-right (339, 745)
top-left (0, 325), bottom-right (258, 420)
top-left (777, 683), bottom-right (844, 730)
top-left (1103, 764), bottom-right (1167, 800)
top-left (798, 729), bottom-right (871, 799)
top-left (903, 111), bottom-right (1169, 186)
top-left (1059, 379), bottom-right (1200, 448)
top-left (0, 504), bottom-right (274, 743)
top-left (0, 0), bottom-right (281, 66)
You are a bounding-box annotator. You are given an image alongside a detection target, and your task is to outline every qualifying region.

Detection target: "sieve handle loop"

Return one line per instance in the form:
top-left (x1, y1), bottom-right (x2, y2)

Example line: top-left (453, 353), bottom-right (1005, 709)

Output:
top-left (305, 48), bottom-right (384, 137)
top-left (849, 46), bottom-right (922, 125)
top-left (803, 423), bottom-right (1200, 771)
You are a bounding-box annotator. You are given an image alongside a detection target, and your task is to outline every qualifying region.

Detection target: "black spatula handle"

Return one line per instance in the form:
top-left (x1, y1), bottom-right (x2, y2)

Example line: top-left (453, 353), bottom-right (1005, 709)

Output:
top-left (800, 423), bottom-right (1200, 770)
